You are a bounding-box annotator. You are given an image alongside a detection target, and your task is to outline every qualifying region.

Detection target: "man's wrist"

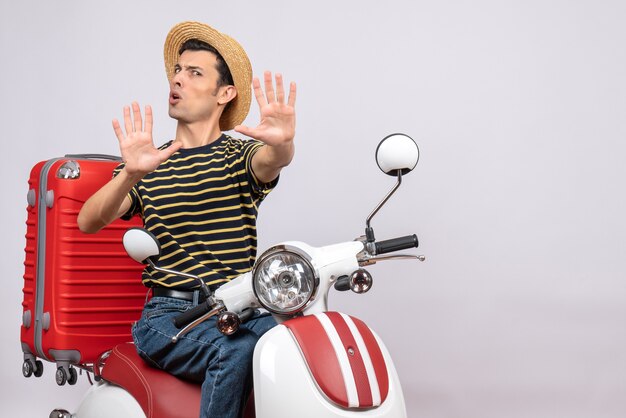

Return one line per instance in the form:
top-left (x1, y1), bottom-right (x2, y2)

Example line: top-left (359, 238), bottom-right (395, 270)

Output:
top-left (266, 140), bottom-right (295, 167)
top-left (120, 167), bottom-right (146, 185)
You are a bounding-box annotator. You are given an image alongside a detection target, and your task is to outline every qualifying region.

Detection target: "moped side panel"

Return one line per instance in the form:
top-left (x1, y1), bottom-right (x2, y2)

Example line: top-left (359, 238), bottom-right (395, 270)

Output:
top-left (253, 320), bottom-right (407, 418)
top-left (73, 380), bottom-right (146, 418)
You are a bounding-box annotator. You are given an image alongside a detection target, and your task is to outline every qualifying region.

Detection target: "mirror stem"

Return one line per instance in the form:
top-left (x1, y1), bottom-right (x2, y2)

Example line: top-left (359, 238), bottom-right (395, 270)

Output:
top-left (365, 171), bottom-right (403, 244)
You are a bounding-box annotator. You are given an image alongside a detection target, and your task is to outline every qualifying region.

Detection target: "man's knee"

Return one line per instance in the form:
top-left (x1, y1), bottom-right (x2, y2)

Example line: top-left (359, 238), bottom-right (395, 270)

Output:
top-left (229, 331), bottom-right (259, 358)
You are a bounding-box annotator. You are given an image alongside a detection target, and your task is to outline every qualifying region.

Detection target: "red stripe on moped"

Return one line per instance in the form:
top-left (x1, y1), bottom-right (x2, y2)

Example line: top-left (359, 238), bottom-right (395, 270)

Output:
top-left (284, 312), bottom-right (389, 409)
top-left (284, 315), bottom-right (349, 407)
top-left (325, 312), bottom-right (374, 406)
top-left (352, 316), bottom-right (389, 402)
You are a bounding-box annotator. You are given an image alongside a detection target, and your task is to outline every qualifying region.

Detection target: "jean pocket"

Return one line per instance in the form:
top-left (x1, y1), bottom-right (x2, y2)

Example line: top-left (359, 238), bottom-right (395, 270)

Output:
top-left (145, 300), bottom-right (190, 321)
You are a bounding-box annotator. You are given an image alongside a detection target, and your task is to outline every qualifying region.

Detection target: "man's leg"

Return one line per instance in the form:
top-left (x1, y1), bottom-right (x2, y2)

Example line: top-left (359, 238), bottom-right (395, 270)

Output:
top-left (133, 298), bottom-right (276, 418)
top-left (199, 312), bottom-right (277, 417)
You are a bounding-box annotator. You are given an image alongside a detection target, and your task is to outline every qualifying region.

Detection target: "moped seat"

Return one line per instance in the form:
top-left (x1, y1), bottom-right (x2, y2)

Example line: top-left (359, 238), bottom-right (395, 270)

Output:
top-left (101, 343), bottom-right (201, 418)
top-left (100, 343), bottom-right (255, 418)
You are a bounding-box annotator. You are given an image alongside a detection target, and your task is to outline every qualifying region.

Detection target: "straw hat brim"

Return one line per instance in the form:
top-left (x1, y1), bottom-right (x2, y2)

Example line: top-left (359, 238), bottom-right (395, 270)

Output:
top-left (164, 21), bottom-right (252, 131)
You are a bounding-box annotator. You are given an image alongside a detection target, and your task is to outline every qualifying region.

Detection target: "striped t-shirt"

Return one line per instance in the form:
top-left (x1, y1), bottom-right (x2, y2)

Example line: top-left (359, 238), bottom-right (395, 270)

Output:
top-left (117, 134), bottom-right (277, 290)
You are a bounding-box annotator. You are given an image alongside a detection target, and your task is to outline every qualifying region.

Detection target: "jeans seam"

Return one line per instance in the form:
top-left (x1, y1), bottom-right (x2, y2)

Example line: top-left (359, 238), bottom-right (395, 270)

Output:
top-left (132, 323), bottom-right (162, 369)
top-left (143, 315), bottom-right (221, 348)
top-left (207, 345), bottom-right (223, 415)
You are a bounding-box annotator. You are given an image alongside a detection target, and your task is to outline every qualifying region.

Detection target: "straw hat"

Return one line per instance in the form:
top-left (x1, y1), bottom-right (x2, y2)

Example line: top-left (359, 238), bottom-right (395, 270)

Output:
top-left (164, 21), bottom-right (252, 131)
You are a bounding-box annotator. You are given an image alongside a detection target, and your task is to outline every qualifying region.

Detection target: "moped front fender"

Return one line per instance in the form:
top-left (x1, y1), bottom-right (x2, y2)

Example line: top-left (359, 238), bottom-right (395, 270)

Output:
top-left (253, 314), bottom-right (407, 418)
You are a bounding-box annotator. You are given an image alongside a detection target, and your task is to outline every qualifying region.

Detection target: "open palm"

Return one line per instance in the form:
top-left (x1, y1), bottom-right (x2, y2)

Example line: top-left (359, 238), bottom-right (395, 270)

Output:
top-left (234, 71), bottom-right (296, 146)
top-left (112, 102), bottom-right (181, 176)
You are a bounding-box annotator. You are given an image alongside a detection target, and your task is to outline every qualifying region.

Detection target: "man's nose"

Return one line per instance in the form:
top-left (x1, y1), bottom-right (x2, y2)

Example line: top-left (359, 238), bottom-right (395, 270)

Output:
top-left (172, 71), bottom-right (183, 87)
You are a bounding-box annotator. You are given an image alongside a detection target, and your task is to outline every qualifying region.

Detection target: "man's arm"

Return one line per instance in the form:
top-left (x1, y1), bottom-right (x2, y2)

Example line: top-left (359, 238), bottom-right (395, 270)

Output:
top-left (78, 102), bottom-right (181, 233)
top-left (250, 141), bottom-right (294, 184)
top-left (77, 170), bottom-right (140, 233)
top-left (234, 72), bottom-right (297, 183)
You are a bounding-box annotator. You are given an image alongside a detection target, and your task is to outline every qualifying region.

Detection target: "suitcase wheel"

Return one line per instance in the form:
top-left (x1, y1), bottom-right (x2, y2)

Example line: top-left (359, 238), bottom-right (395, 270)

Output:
top-left (55, 367), bottom-right (66, 385)
top-left (68, 367), bottom-right (78, 385)
top-left (55, 365), bottom-right (78, 386)
top-left (22, 359), bottom-right (44, 378)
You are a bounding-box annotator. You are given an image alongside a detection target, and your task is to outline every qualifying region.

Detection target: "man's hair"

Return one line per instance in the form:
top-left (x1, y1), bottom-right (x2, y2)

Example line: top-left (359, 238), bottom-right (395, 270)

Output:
top-left (179, 39), bottom-right (234, 87)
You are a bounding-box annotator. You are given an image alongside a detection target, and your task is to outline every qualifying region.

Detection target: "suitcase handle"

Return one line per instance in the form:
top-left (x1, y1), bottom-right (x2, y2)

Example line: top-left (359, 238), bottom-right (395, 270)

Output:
top-left (64, 154), bottom-right (122, 162)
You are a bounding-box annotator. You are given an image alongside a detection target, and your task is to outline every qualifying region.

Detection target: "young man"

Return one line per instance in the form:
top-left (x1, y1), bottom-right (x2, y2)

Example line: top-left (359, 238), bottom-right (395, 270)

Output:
top-left (77, 21), bottom-right (296, 418)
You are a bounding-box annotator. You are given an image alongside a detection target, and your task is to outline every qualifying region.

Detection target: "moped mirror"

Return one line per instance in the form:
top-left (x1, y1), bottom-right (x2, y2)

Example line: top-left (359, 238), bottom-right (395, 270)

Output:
top-left (375, 133), bottom-right (419, 176)
top-left (365, 133), bottom-right (420, 250)
top-left (122, 228), bottom-right (214, 302)
top-left (122, 228), bottom-right (161, 264)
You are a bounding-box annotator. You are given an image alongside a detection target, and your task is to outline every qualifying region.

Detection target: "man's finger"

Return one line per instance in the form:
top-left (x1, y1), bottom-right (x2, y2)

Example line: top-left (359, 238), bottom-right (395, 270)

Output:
top-left (144, 105), bottom-right (153, 134)
top-left (233, 124), bottom-right (254, 138)
top-left (160, 141), bottom-right (182, 161)
top-left (112, 119), bottom-right (124, 143)
top-left (264, 71), bottom-right (275, 103)
top-left (287, 81), bottom-right (297, 108)
top-left (132, 101), bottom-right (142, 132)
top-left (275, 73), bottom-right (285, 103)
top-left (252, 77), bottom-right (265, 107)
top-left (123, 106), bottom-right (133, 136)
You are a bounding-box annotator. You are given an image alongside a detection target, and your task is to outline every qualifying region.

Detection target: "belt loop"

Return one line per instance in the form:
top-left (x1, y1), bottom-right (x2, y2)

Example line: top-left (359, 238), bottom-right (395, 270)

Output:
top-left (192, 290), bottom-right (199, 305)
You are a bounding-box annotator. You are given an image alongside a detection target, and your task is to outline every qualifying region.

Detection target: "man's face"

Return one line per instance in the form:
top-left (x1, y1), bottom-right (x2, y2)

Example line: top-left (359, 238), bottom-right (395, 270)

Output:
top-left (168, 49), bottom-right (230, 124)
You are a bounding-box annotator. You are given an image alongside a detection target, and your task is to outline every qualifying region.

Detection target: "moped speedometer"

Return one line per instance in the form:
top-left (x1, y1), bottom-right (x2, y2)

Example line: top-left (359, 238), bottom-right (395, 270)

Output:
top-left (252, 246), bottom-right (317, 315)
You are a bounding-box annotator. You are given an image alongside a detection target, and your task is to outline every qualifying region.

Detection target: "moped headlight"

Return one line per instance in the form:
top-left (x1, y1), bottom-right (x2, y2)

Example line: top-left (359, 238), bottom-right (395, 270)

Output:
top-left (252, 246), bottom-right (317, 315)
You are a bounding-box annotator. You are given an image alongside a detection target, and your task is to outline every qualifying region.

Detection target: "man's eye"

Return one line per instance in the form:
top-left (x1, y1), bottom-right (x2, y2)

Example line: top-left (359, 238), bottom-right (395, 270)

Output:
top-left (174, 67), bottom-right (181, 74)
top-left (192, 70), bottom-right (201, 76)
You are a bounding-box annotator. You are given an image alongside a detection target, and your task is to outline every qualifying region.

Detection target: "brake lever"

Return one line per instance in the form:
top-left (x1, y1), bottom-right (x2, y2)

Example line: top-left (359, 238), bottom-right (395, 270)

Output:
top-left (171, 303), bottom-right (224, 343)
top-left (358, 253), bottom-right (426, 266)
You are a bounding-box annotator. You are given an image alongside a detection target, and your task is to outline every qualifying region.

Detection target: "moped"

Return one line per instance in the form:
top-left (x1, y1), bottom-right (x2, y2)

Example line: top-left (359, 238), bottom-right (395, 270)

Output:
top-left (50, 133), bottom-right (424, 418)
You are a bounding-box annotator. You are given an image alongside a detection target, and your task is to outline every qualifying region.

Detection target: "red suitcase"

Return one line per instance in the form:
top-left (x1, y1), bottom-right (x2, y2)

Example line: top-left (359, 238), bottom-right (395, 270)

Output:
top-left (21, 154), bottom-right (145, 385)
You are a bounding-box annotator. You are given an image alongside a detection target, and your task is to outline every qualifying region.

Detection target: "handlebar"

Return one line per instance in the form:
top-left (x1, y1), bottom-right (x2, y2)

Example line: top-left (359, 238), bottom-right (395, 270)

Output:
top-left (375, 234), bottom-right (418, 254)
top-left (173, 301), bottom-right (256, 329)
top-left (173, 300), bottom-right (214, 329)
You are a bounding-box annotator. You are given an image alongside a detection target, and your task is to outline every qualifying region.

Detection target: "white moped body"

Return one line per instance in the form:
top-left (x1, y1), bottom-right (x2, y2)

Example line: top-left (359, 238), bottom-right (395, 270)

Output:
top-left (48, 133), bottom-right (421, 418)
top-left (70, 241), bottom-right (408, 418)
top-left (73, 317), bottom-right (406, 418)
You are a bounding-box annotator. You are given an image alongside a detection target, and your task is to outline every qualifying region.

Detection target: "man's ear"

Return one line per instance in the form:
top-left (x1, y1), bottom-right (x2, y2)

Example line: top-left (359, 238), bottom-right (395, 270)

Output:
top-left (218, 85), bottom-right (238, 105)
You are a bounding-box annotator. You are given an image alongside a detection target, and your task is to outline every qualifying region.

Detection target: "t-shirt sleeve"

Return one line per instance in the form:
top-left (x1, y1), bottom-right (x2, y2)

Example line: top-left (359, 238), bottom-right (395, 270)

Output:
top-left (241, 140), bottom-right (279, 201)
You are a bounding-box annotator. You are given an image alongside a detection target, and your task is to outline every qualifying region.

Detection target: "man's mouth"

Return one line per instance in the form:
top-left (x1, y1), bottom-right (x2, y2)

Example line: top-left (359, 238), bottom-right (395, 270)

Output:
top-left (169, 91), bottom-right (181, 105)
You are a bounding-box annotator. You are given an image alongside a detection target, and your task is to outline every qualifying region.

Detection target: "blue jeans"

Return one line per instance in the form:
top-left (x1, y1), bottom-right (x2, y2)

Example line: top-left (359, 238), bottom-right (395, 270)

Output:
top-left (132, 296), bottom-right (276, 418)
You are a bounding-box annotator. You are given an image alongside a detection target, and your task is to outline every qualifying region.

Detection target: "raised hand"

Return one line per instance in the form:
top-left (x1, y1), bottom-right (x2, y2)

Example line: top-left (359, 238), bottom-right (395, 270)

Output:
top-left (112, 102), bottom-right (181, 177)
top-left (234, 71), bottom-right (296, 146)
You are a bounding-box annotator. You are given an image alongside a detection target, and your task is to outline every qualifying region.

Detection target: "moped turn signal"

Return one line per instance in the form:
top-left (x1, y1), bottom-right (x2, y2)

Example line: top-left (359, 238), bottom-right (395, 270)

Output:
top-left (350, 269), bottom-right (373, 294)
top-left (216, 311), bottom-right (241, 335)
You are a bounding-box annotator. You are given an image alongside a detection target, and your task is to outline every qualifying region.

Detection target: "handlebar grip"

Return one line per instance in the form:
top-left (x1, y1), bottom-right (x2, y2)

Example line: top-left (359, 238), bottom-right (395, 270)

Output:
top-left (173, 301), bottom-right (212, 329)
top-left (375, 234), bottom-right (419, 255)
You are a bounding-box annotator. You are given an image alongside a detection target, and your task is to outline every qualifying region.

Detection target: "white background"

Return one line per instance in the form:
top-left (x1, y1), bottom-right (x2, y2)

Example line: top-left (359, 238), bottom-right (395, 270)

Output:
top-left (2, 1), bottom-right (625, 417)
